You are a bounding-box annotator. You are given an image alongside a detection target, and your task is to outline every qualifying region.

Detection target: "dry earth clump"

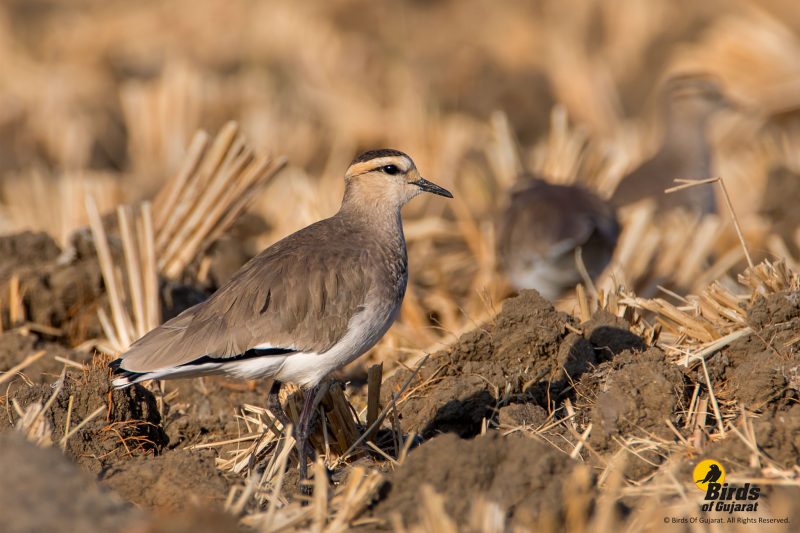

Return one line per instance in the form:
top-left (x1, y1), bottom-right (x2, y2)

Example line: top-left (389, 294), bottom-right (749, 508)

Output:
top-left (373, 431), bottom-right (577, 529)
top-left (0, 331), bottom-right (88, 384)
top-left (383, 290), bottom-right (601, 437)
top-left (0, 231), bottom-right (106, 340)
top-left (383, 291), bottom-right (653, 439)
top-left (1, 357), bottom-right (166, 473)
top-left (0, 231), bottom-right (61, 280)
top-left (712, 290), bottom-right (800, 411)
top-left (0, 229), bottom-right (219, 341)
top-left (0, 431), bottom-right (241, 533)
top-left (0, 431), bottom-right (142, 533)
top-left (574, 347), bottom-right (687, 480)
top-left (699, 289), bottom-right (800, 471)
top-left (101, 448), bottom-right (232, 511)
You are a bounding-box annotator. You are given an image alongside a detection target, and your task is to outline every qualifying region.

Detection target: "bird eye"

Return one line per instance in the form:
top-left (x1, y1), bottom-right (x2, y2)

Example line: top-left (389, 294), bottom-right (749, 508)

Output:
top-left (381, 165), bottom-right (400, 175)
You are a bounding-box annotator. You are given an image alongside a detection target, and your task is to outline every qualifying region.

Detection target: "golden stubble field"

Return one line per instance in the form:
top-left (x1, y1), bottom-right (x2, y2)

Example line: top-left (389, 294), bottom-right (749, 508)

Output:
top-left (2, 0), bottom-right (800, 531)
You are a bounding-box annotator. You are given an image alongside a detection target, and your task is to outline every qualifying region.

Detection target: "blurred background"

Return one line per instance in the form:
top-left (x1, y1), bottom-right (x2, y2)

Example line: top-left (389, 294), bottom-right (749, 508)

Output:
top-left (3, 0), bottom-right (800, 373)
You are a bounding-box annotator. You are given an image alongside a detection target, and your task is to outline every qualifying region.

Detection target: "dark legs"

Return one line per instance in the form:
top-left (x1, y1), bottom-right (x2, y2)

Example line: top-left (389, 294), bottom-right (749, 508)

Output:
top-left (267, 380), bottom-right (293, 431)
top-left (266, 380), bottom-right (321, 484)
top-left (296, 384), bottom-right (320, 483)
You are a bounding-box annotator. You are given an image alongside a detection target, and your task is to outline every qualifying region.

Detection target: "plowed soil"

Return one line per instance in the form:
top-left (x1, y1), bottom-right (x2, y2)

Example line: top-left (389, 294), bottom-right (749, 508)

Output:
top-left (1, 238), bottom-right (799, 530)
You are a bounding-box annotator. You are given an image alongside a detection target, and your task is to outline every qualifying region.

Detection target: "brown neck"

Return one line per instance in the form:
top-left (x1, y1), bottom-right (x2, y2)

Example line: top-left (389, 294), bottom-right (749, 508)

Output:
top-left (336, 184), bottom-right (408, 281)
top-left (337, 181), bottom-right (405, 240)
top-left (661, 108), bottom-right (713, 174)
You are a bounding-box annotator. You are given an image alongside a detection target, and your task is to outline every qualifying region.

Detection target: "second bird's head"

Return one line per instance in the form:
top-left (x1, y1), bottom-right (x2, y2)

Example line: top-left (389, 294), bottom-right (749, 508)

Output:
top-left (343, 149), bottom-right (453, 208)
top-left (662, 73), bottom-right (735, 125)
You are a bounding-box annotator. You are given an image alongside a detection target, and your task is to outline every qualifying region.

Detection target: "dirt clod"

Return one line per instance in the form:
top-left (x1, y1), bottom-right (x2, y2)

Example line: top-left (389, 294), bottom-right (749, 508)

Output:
top-left (496, 402), bottom-right (548, 429)
top-left (383, 290), bottom-right (600, 437)
top-left (578, 348), bottom-right (686, 451)
top-left (102, 448), bottom-right (232, 511)
top-left (0, 231), bottom-right (61, 282)
top-left (374, 431), bottom-right (578, 529)
top-left (0, 331), bottom-right (92, 385)
top-left (0, 431), bottom-right (142, 533)
top-left (575, 348), bottom-right (686, 479)
top-left (714, 291), bottom-right (800, 411)
top-left (2, 358), bottom-right (166, 473)
top-left (706, 404), bottom-right (800, 471)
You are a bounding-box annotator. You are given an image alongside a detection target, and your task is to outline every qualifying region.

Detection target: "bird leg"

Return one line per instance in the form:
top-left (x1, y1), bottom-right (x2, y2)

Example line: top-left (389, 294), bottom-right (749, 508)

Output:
top-left (266, 381), bottom-right (322, 489)
top-left (267, 380), bottom-right (292, 431)
top-left (296, 384), bottom-right (321, 484)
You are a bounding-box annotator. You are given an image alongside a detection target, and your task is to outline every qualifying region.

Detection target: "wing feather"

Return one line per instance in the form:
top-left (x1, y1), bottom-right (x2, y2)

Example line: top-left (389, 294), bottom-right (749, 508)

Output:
top-left (117, 217), bottom-right (371, 372)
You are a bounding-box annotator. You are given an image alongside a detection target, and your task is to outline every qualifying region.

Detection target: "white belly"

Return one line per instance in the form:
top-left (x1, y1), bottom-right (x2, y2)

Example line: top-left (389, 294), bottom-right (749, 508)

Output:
top-left (507, 259), bottom-right (578, 300)
top-left (213, 294), bottom-right (399, 387)
top-left (275, 296), bottom-right (399, 387)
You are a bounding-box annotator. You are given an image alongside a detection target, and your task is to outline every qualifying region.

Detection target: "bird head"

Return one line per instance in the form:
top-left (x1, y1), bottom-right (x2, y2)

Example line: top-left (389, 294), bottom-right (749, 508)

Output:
top-left (343, 149), bottom-right (453, 209)
top-left (662, 73), bottom-right (736, 124)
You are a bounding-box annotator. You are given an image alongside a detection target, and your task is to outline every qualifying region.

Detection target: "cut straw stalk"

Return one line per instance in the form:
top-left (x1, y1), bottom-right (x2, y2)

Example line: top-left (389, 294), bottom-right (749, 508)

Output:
top-left (140, 202), bottom-right (161, 329)
top-left (155, 125), bottom-right (235, 250)
top-left (163, 154), bottom-right (282, 277)
top-left (319, 382), bottom-right (361, 453)
top-left (665, 176), bottom-right (753, 269)
top-left (488, 111), bottom-right (523, 189)
top-left (158, 128), bottom-right (248, 269)
top-left (89, 198), bottom-right (160, 353)
top-left (153, 121), bottom-right (286, 279)
top-left (366, 363), bottom-right (383, 434)
top-left (61, 395), bottom-right (74, 450)
top-left (87, 195), bottom-right (132, 349)
top-left (9, 274), bottom-right (24, 326)
top-left (60, 405), bottom-right (105, 450)
top-left (118, 205), bottom-right (146, 338)
top-left (153, 131), bottom-right (209, 228)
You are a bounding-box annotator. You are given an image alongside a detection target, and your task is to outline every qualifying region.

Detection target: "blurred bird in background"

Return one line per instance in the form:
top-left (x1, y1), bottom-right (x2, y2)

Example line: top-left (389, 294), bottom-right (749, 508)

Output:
top-left (612, 74), bottom-right (736, 215)
top-left (496, 174), bottom-right (619, 300)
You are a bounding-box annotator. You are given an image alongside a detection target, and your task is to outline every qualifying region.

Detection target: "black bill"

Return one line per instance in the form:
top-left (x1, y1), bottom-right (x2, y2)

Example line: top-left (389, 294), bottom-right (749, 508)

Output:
top-left (413, 177), bottom-right (454, 198)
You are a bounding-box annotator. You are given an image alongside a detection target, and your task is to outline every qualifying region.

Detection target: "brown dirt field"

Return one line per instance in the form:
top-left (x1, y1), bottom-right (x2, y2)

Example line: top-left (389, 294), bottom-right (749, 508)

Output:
top-left (1, 266), bottom-right (799, 530)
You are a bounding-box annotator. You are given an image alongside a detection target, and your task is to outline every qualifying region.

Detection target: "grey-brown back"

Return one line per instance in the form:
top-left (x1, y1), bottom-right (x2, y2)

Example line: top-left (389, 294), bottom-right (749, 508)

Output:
top-left (117, 211), bottom-right (407, 373)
